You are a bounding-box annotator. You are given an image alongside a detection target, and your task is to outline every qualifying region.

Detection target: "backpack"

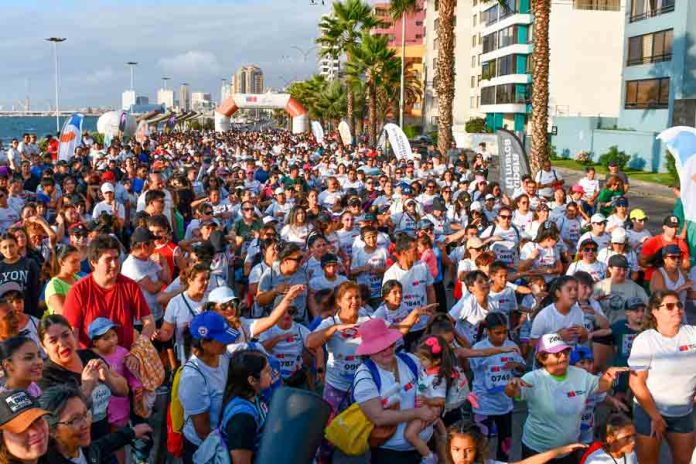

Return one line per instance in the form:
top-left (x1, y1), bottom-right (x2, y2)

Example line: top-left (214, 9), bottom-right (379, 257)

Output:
top-left (192, 397), bottom-right (265, 464)
top-left (361, 352), bottom-right (418, 394)
top-left (166, 362), bottom-right (206, 457)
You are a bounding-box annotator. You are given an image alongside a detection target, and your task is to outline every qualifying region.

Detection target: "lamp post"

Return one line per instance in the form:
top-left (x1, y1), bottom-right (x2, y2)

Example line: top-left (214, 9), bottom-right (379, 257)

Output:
top-left (45, 37), bottom-right (66, 133)
top-left (126, 61), bottom-right (138, 90)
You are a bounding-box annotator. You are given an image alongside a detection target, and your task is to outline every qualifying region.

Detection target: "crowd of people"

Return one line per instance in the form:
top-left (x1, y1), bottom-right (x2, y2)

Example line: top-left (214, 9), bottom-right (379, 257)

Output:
top-left (0, 127), bottom-right (692, 464)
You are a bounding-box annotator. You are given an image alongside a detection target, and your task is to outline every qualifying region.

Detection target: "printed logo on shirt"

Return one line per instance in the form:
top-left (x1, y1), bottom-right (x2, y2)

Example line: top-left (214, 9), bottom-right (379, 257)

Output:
top-left (678, 344), bottom-right (696, 352)
top-left (566, 390), bottom-right (586, 398)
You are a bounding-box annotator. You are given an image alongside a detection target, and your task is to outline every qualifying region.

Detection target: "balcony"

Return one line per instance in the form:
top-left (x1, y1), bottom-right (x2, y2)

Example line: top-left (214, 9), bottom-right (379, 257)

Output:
top-left (626, 52), bottom-right (672, 66)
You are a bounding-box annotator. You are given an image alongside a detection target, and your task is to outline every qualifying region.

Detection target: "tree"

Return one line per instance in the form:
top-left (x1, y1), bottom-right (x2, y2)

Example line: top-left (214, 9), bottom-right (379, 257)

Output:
top-left (345, 32), bottom-right (396, 146)
top-left (317, 0), bottom-right (382, 131)
top-left (529, 0), bottom-right (551, 174)
top-left (435, 0), bottom-right (456, 155)
top-left (389, 0), bottom-right (419, 127)
top-left (315, 80), bottom-right (348, 130)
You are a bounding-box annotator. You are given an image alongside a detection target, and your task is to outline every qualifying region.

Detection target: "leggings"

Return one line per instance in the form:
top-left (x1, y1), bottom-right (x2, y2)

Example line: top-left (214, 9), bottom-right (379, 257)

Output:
top-left (182, 437), bottom-right (198, 464)
top-left (474, 412), bottom-right (512, 461)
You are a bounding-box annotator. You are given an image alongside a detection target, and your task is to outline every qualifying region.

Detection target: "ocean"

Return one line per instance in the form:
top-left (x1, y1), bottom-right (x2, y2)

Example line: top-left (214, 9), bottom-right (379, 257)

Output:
top-left (0, 116), bottom-right (99, 144)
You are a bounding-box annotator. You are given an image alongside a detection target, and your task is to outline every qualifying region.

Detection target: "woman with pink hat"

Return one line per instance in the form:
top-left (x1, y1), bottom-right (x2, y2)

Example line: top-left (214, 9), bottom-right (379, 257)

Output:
top-left (353, 317), bottom-right (439, 463)
top-left (505, 333), bottom-right (627, 463)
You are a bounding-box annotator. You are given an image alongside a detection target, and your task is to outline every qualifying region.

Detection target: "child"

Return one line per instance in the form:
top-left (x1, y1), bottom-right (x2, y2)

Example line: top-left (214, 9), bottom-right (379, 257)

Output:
top-left (574, 271), bottom-right (610, 370)
top-left (447, 421), bottom-right (585, 464)
top-left (518, 275), bottom-right (547, 357)
top-left (581, 413), bottom-right (637, 463)
top-left (88, 317), bottom-right (141, 463)
top-left (308, 253), bottom-right (348, 292)
top-left (417, 234), bottom-right (438, 279)
top-left (570, 347), bottom-right (627, 446)
top-left (470, 313), bottom-right (525, 462)
top-left (373, 280), bottom-right (431, 351)
top-left (350, 226), bottom-right (388, 307)
top-left (405, 335), bottom-right (453, 464)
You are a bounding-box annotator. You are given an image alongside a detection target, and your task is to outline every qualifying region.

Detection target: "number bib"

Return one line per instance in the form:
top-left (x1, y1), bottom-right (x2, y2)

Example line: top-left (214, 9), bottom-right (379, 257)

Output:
top-left (484, 364), bottom-right (511, 393)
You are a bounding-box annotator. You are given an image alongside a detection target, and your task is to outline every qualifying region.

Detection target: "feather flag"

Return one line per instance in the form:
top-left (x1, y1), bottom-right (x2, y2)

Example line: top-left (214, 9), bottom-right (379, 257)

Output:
top-left (657, 126), bottom-right (696, 221)
top-left (58, 113), bottom-right (84, 161)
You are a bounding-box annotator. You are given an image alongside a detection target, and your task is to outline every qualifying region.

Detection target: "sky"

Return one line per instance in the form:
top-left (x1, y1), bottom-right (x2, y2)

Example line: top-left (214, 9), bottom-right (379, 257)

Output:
top-left (0, 0), bottom-right (331, 110)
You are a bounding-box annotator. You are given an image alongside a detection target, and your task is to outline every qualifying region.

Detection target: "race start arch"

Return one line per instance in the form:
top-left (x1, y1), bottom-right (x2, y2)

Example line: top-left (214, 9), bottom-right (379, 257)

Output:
top-left (215, 93), bottom-right (308, 133)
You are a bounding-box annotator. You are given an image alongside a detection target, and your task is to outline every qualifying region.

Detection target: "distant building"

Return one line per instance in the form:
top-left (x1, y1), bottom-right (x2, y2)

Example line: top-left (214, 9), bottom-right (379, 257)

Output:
top-left (220, 79), bottom-right (230, 102)
top-left (372, 1), bottom-right (426, 124)
top-left (157, 89), bottom-right (175, 110)
top-left (232, 65), bottom-right (264, 94)
top-left (135, 96), bottom-right (149, 105)
top-left (192, 92), bottom-right (215, 112)
top-left (180, 84), bottom-right (191, 111)
top-left (121, 90), bottom-right (136, 111)
top-left (318, 55), bottom-right (341, 81)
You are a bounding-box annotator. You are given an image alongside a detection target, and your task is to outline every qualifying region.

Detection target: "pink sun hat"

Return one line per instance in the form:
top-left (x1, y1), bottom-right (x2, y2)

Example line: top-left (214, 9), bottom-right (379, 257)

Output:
top-left (355, 319), bottom-right (403, 356)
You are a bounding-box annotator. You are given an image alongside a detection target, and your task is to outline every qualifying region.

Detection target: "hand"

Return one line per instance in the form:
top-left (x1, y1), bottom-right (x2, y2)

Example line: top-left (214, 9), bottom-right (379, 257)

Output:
top-left (125, 355), bottom-right (140, 375)
top-left (416, 406), bottom-right (439, 422)
top-left (498, 345), bottom-right (521, 355)
top-left (528, 247), bottom-right (540, 259)
top-left (602, 367), bottom-right (629, 383)
top-left (285, 284), bottom-right (306, 300)
top-left (555, 443), bottom-right (587, 456)
top-left (508, 377), bottom-right (532, 391)
top-left (275, 283), bottom-right (290, 295)
top-left (81, 361), bottom-right (100, 384)
top-left (132, 423), bottom-right (153, 439)
top-left (650, 414), bottom-right (667, 440)
top-left (335, 323), bottom-right (357, 332)
top-left (557, 328), bottom-right (576, 342)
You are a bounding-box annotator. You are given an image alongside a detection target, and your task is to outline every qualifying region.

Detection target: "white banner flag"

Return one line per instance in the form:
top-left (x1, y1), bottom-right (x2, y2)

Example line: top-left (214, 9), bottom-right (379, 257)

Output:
top-left (384, 123), bottom-right (413, 160)
top-left (311, 121), bottom-right (325, 144)
top-left (58, 113), bottom-right (84, 161)
top-left (658, 126), bottom-right (696, 221)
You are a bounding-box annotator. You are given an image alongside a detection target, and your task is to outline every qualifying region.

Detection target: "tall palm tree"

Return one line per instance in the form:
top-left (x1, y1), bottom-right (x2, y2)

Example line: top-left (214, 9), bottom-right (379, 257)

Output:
top-left (529, 0), bottom-right (551, 174)
top-left (435, 0), bottom-right (456, 155)
top-left (317, 0), bottom-right (382, 132)
top-left (389, 0), bottom-right (419, 128)
top-left (345, 32), bottom-right (396, 146)
top-left (315, 80), bottom-right (348, 130)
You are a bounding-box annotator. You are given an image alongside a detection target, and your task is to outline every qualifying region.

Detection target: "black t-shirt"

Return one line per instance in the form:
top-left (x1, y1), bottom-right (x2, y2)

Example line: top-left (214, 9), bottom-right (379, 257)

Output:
top-left (0, 257), bottom-right (41, 317)
top-left (225, 413), bottom-right (257, 452)
top-left (39, 350), bottom-right (111, 440)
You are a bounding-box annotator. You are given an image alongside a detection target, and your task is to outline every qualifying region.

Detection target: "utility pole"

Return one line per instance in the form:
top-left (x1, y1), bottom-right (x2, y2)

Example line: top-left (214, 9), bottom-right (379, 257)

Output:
top-left (45, 37), bottom-right (66, 133)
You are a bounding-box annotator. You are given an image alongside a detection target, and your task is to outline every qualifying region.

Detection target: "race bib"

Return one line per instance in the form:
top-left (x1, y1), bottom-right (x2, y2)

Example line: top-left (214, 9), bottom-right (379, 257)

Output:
top-left (621, 333), bottom-right (637, 357)
top-left (484, 364), bottom-right (511, 393)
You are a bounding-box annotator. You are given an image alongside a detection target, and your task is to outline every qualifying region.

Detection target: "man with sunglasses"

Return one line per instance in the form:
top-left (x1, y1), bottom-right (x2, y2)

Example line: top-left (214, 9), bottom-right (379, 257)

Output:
top-left (480, 206), bottom-right (521, 268)
top-left (639, 215), bottom-right (690, 282)
top-left (256, 243), bottom-right (309, 322)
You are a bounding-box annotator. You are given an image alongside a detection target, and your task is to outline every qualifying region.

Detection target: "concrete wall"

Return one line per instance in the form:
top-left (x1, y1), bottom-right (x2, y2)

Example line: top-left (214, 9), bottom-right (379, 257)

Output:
top-left (551, 116), bottom-right (668, 172)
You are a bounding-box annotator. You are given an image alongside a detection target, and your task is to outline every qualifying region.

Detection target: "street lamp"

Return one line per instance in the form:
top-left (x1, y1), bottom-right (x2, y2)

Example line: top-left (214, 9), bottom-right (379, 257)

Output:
top-left (45, 37), bottom-right (66, 133)
top-left (126, 61), bottom-right (138, 90)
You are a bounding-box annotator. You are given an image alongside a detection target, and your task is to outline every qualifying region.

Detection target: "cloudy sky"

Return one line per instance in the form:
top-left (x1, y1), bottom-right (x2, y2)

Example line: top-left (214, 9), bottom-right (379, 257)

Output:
top-left (0, 0), bottom-right (331, 110)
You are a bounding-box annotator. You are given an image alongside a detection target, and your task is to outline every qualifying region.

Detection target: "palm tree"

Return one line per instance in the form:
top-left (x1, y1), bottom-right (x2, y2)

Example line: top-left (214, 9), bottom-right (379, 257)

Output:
top-left (389, 0), bottom-right (419, 128)
top-left (529, 0), bottom-right (551, 174)
top-left (315, 80), bottom-right (348, 130)
top-left (317, 0), bottom-right (382, 131)
top-left (377, 59), bottom-right (422, 125)
top-left (435, 0), bottom-right (456, 155)
top-left (345, 32), bottom-right (396, 146)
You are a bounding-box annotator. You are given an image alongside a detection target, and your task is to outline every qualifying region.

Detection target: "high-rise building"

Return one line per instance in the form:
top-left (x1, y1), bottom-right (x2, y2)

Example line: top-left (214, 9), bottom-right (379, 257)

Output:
top-left (318, 55), bottom-right (341, 81)
top-left (157, 89), bottom-right (175, 109)
top-left (192, 92), bottom-right (214, 112)
top-left (232, 65), bottom-right (264, 94)
top-left (179, 83), bottom-right (191, 111)
top-left (372, 1), bottom-right (426, 123)
top-left (424, 0), bottom-right (624, 135)
top-left (121, 90), bottom-right (136, 111)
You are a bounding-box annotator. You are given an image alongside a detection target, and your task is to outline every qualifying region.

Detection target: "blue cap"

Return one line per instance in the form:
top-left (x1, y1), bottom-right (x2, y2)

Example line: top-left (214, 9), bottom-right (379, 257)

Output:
top-left (570, 346), bottom-right (594, 365)
top-left (189, 312), bottom-right (240, 344)
top-left (87, 317), bottom-right (119, 340)
top-left (417, 219), bottom-right (434, 230)
top-left (402, 186), bottom-right (413, 195)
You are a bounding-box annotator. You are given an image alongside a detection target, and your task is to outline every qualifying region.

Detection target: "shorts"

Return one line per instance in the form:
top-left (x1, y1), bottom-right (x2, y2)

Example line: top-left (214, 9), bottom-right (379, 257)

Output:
top-left (634, 403), bottom-right (695, 435)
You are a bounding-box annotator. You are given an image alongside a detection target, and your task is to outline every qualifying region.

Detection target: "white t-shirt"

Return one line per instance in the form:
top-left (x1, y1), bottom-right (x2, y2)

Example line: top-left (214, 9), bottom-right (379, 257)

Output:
top-left (353, 353), bottom-right (433, 451)
top-left (480, 225), bottom-right (520, 266)
top-left (626, 228), bottom-right (652, 254)
top-left (578, 177), bottom-right (600, 200)
top-left (520, 242), bottom-right (561, 281)
top-left (628, 325), bottom-right (696, 417)
top-left (0, 207), bottom-right (19, 233)
top-left (121, 255), bottom-right (163, 320)
top-left (336, 228), bottom-right (360, 258)
top-left (309, 273), bottom-right (348, 292)
top-left (470, 338), bottom-right (525, 416)
top-left (554, 216), bottom-right (583, 250)
top-left (488, 284), bottom-right (519, 318)
top-left (535, 168), bottom-right (563, 198)
top-left (566, 260), bottom-right (607, 282)
top-left (314, 315), bottom-right (372, 391)
top-left (529, 303), bottom-right (585, 343)
top-left (164, 292), bottom-right (205, 364)
top-left (258, 323), bottom-right (310, 379)
top-left (520, 366), bottom-right (600, 452)
top-left (351, 246), bottom-right (388, 299)
top-left (383, 263), bottom-right (433, 326)
top-left (512, 210), bottom-right (534, 236)
top-left (280, 224), bottom-right (312, 246)
top-left (92, 200), bottom-right (125, 220)
top-left (449, 294), bottom-right (493, 343)
top-left (583, 448), bottom-right (637, 464)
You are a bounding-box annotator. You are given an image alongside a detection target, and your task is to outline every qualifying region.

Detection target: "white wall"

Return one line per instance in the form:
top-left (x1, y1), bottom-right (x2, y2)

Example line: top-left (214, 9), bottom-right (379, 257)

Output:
top-left (548, 3), bottom-right (625, 118)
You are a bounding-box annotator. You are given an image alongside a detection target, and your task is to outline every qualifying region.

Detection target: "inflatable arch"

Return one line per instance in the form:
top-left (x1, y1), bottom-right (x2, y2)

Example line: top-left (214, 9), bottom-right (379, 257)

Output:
top-left (215, 93), bottom-right (308, 133)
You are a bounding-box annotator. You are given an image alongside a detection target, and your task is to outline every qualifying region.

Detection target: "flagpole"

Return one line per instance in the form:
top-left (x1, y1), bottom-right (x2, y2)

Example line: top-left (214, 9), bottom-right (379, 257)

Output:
top-left (46, 37), bottom-right (66, 134)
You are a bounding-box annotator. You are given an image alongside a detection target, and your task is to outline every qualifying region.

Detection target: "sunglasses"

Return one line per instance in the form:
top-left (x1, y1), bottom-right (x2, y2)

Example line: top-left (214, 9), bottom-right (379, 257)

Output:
top-left (499, 215), bottom-right (512, 219)
top-left (664, 255), bottom-right (681, 260)
top-left (660, 301), bottom-right (684, 311)
top-left (242, 207), bottom-right (254, 211)
top-left (583, 248), bottom-right (598, 252)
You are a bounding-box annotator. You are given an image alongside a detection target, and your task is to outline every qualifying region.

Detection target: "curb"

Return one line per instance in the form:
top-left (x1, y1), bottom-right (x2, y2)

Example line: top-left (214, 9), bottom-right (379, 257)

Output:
top-left (552, 166), bottom-right (674, 200)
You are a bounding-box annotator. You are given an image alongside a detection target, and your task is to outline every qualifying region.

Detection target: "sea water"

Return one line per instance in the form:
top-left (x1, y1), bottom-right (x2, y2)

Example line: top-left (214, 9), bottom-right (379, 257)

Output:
top-left (0, 116), bottom-right (99, 144)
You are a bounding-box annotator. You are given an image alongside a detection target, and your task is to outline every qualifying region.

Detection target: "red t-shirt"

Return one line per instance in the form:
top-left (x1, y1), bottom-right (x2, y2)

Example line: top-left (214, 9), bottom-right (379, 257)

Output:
top-left (639, 235), bottom-right (690, 280)
top-left (63, 274), bottom-right (151, 350)
top-left (154, 241), bottom-right (178, 278)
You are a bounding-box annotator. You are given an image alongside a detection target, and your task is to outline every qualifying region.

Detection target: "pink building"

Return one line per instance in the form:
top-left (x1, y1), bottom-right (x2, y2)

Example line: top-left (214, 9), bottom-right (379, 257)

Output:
top-left (372, 1), bottom-right (425, 48)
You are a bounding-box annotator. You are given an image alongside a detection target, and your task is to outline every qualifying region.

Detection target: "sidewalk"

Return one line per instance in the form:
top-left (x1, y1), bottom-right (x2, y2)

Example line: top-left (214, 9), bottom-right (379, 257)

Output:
top-left (552, 166), bottom-right (674, 200)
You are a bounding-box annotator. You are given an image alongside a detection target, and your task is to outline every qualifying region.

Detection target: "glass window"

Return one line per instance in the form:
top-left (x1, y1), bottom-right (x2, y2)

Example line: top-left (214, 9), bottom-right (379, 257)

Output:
top-left (481, 86), bottom-right (496, 105)
top-left (625, 78), bottom-right (670, 109)
top-left (626, 29), bottom-right (673, 65)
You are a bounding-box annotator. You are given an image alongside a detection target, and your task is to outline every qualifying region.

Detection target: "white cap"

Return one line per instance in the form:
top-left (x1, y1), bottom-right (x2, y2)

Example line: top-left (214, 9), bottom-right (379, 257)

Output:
top-left (262, 216), bottom-right (278, 225)
top-left (591, 213), bottom-right (606, 224)
top-left (485, 194), bottom-right (495, 201)
top-left (208, 286), bottom-right (239, 304)
top-left (611, 227), bottom-right (627, 243)
top-left (470, 201), bottom-right (483, 212)
top-left (274, 187), bottom-right (285, 195)
top-left (100, 182), bottom-right (115, 194)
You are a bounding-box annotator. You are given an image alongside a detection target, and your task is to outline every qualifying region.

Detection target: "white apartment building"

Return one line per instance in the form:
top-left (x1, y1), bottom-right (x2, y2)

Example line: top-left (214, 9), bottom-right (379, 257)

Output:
top-left (157, 89), bottom-right (175, 110)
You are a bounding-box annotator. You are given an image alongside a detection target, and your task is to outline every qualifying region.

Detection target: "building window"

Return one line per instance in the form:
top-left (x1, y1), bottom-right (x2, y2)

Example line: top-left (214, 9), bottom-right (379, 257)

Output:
top-left (471, 55), bottom-right (477, 66)
top-left (482, 26), bottom-right (519, 53)
top-left (627, 29), bottom-right (672, 65)
top-left (625, 78), bottom-right (670, 109)
top-left (416, 34), bottom-right (423, 39)
top-left (472, 35), bottom-right (477, 46)
top-left (470, 96), bottom-right (476, 108)
top-left (481, 86), bottom-right (496, 105)
top-left (471, 76), bottom-right (476, 88)
top-left (630, 0), bottom-right (675, 22)
top-left (473, 13), bottom-right (477, 25)
top-left (480, 83), bottom-right (528, 105)
top-left (573, 0), bottom-right (619, 10)
top-left (416, 21), bottom-right (423, 26)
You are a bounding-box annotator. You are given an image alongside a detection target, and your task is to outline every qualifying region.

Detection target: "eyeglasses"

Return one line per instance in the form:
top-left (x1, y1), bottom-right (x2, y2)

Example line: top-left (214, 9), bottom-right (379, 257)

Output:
top-left (57, 410), bottom-right (92, 428)
top-left (583, 248), bottom-right (598, 253)
top-left (499, 215), bottom-right (512, 219)
top-left (660, 301), bottom-right (684, 311)
top-left (664, 255), bottom-right (681, 260)
top-left (242, 207), bottom-right (254, 212)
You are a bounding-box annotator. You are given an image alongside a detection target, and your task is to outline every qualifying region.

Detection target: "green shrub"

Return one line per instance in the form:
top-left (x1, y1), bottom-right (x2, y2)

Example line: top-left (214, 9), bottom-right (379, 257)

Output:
top-left (403, 125), bottom-right (418, 139)
top-left (575, 150), bottom-right (593, 165)
top-left (598, 145), bottom-right (630, 170)
top-left (465, 117), bottom-right (487, 133)
top-left (427, 130), bottom-right (438, 145)
top-left (665, 150), bottom-right (679, 187)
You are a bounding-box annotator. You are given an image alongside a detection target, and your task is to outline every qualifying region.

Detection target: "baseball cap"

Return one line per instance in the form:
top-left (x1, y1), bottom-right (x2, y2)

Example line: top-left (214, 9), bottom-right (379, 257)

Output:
top-left (590, 213), bottom-right (606, 224)
top-left (536, 333), bottom-right (571, 354)
top-left (130, 227), bottom-right (156, 245)
top-left (87, 317), bottom-right (120, 340)
top-left (69, 223), bottom-right (88, 236)
top-left (466, 237), bottom-right (485, 249)
top-left (484, 194), bottom-right (495, 201)
top-left (570, 184), bottom-right (585, 194)
top-left (100, 182), bottom-right (115, 194)
top-left (608, 254), bottom-right (629, 268)
top-left (610, 227), bottom-right (627, 244)
top-left (663, 215), bottom-right (680, 228)
top-left (274, 187), bottom-right (285, 195)
top-left (662, 244), bottom-right (682, 257)
top-left (629, 209), bottom-right (648, 221)
top-left (189, 311), bottom-right (240, 344)
top-left (614, 196), bottom-right (628, 207)
top-left (262, 216), bottom-right (278, 225)
top-left (579, 238), bottom-right (598, 250)
top-left (0, 282), bottom-right (23, 300)
top-left (0, 389), bottom-right (49, 434)
top-left (362, 213), bottom-right (377, 222)
top-left (321, 253), bottom-right (339, 267)
top-left (470, 201), bottom-right (483, 212)
top-left (432, 198), bottom-right (447, 211)
top-left (417, 219), bottom-right (434, 230)
top-left (626, 297), bottom-right (646, 311)
top-left (207, 286), bottom-right (239, 305)
top-left (405, 198), bottom-right (417, 206)
top-left (402, 185), bottom-right (413, 195)
top-left (570, 346), bottom-right (594, 365)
